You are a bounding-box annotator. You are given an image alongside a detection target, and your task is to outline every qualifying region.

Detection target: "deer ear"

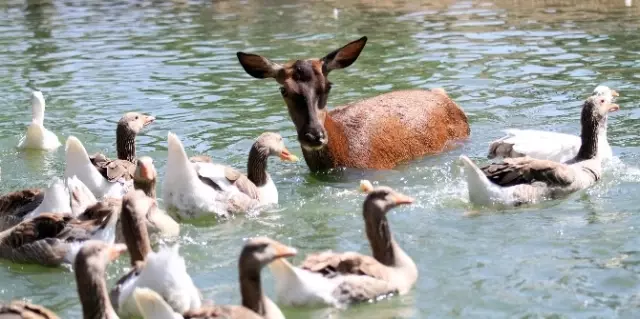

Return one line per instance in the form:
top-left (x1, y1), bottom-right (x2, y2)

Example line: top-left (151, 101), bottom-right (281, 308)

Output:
top-left (322, 36), bottom-right (368, 72)
top-left (237, 52), bottom-right (282, 79)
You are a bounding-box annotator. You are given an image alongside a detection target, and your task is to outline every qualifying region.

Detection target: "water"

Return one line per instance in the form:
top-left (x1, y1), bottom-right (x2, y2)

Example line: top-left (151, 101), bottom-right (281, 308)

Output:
top-left (1, 0), bottom-right (640, 317)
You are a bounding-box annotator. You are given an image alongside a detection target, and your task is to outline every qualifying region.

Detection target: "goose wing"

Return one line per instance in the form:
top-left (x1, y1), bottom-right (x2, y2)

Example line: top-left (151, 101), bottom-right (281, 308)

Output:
top-left (481, 157), bottom-right (575, 187)
top-left (0, 189), bottom-right (45, 219)
top-left (90, 153), bottom-right (136, 182)
top-left (0, 301), bottom-right (60, 319)
top-left (300, 251), bottom-right (391, 281)
top-left (190, 157), bottom-right (259, 200)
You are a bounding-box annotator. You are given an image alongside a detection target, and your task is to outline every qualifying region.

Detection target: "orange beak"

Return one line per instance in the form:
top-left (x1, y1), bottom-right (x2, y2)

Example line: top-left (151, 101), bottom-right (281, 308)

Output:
top-left (608, 103), bottom-right (620, 112)
top-left (108, 243), bottom-right (128, 262)
top-left (143, 115), bottom-right (156, 127)
top-left (391, 192), bottom-right (415, 205)
top-left (279, 148), bottom-right (299, 162)
top-left (273, 242), bottom-right (297, 258)
top-left (137, 160), bottom-right (156, 181)
top-left (611, 90), bottom-right (619, 97)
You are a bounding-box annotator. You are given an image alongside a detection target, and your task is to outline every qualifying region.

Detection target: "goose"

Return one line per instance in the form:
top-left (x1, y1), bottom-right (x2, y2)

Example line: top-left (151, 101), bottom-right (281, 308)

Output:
top-left (0, 200), bottom-right (120, 267)
top-left (462, 95), bottom-right (619, 207)
top-left (17, 91), bottom-right (61, 151)
top-left (0, 176), bottom-right (97, 231)
top-left (189, 132), bottom-right (298, 206)
top-left (90, 112), bottom-right (155, 186)
top-left (109, 190), bottom-right (200, 318)
top-left (64, 136), bottom-right (132, 199)
top-left (163, 132), bottom-right (259, 219)
top-left (75, 241), bottom-right (128, 319)
top-left (0, 240), bottom-right (126, 319)
top-left (132, 237), bottom-right (296, 319)
top-left (267, 180), bottom-right (417, 308)
top-left (487, 85), bottom-right (619, 163)
top-left (130, 156), bottom-right (179, 238)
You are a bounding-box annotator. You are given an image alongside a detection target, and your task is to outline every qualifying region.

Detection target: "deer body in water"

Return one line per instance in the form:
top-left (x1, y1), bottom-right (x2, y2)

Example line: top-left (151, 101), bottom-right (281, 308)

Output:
top-left (237, 36), bottom-right (470, 172)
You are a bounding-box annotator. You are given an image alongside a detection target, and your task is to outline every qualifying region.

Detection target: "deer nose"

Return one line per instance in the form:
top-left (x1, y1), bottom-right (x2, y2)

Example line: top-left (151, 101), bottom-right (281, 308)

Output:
top-left (304, 130), bottom-right (326, 147)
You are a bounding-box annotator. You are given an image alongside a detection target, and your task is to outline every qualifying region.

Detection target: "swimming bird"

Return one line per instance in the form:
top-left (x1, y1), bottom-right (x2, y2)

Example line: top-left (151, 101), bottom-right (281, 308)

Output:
top-left (110, 190), bottom-right (200, 318)
top-left (463, 95), bottom-right (619, 207)
top-left (266, 180), bottom-right (417, 308)
top-left (487, 85), bottom-right (619, 163)
top-left (133, 237), bottom-right (295, 319)
top-left (17, 91), bottom-right (61, 151)
top-left (189, 132), bottom-right (298, 206)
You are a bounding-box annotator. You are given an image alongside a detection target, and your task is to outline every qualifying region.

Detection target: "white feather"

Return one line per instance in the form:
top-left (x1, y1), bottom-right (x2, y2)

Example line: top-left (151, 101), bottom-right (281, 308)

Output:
top-left (116, 244), bottom-right (201, 318)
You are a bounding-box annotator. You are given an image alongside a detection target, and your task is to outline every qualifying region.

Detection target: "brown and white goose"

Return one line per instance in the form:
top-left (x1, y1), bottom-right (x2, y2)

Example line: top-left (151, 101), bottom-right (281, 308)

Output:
top-left (0, 240), bottom-right (126, 319)
top-left (75, 241), bottom-right (128, 319)
top-left (163, 132), bottom-right (297, 219)
top-left (89, 112), bottom-right (155, 187)
top-left (266, 181), bottom-right (417, 307)
top-left (130, 156), bottom-right (179, 238)
top-left (0, 176), bottom-right (97, 232)
top-left (0, 200), bottom-right (120, 267)
top-left (461, 95), bottom-right (619, 207)
top-left (132, 237), bottom-right (296, 319)
top-left (109, 190), bottom-right (200, 318)
top-left (189, 132), bottom-right (298, 206)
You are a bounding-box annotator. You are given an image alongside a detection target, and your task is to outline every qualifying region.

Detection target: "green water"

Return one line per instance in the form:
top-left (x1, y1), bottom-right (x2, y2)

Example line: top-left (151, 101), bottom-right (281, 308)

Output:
top-left (1, 0), bottom-right (640, 317)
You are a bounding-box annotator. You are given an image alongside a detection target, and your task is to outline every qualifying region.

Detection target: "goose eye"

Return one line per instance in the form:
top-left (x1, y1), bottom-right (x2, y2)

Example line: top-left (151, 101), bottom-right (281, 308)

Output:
top-left (135, 116), bottom-right (139, 120)
top-left (601, 99), bottom-right (605, 103)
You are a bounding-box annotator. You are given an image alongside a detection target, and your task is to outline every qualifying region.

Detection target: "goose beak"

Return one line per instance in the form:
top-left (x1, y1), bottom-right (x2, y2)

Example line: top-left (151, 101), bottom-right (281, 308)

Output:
top-left (392, 193), bottom-right (415, 205)
top-left (608, 103), bottom-right (620, 113)
top-left (611, 90), bottom-right (619, 97)
top-left (108, 243), bottom-right (128, 261)
top-left (273, 242), bottom-right (297, 259)
top-left (279, 148), bottom-right (299, 162)
top-left (143, 115), bottom-right (156, 127)
top-left (136, 158), bottom-right (156, 181)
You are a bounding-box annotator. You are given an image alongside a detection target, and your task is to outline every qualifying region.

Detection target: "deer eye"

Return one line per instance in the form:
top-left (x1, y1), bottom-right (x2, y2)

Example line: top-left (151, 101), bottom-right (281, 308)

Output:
top-left (279, 87), bottom-right (288, 97)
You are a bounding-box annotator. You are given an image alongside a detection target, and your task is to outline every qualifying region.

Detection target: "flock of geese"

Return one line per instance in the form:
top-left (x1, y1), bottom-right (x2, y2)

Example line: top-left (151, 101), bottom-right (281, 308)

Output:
top-left (0, 36), bottom-right (622, 318)
top-left (0, 90), bottom-right (419, 318)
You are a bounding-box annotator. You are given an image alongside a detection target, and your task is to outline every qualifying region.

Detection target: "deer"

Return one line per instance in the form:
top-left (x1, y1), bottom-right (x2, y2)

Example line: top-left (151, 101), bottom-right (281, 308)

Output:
top-left (237, 36), bottom-right (470, 172)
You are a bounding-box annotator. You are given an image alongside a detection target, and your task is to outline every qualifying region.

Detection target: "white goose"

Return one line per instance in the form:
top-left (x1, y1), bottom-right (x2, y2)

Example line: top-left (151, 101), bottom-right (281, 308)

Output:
top-left (64, 136), bottom-right (131, 199)
top-left (487, 85), bottom-right (619, 163)
top-left (163, 132), bottom-right (257, 219)
top-left (17, 91), bottom-right (61, 151)
top-left (110, 190), bottom-right (201, 318)
top-left (463, 95), bottom-right (619, 207)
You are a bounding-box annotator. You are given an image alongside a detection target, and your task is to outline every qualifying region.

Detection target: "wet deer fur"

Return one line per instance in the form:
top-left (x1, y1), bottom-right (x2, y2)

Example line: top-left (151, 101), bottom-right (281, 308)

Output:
top-left (237, 36), bottom-right (470, 172)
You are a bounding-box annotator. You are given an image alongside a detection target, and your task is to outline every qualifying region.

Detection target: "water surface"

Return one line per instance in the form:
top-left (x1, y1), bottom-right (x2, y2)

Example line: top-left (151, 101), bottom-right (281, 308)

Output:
top-left (1, 0), bottom-right (640, 318)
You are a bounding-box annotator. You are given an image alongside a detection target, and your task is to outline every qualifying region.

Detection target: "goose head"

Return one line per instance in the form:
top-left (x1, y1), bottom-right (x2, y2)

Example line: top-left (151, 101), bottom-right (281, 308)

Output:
top-left (30, 91), bottom-right (46, 126)
top-left (592, 85), bottom-right (619, 105)
top-left (118, 112), bottom-right (155, 136)
top-left (582, 95), bottom-right (620, 127)
top-left (240, 237), bottom-right (298, 272)
top-left (359, 180), bottom-right (414, 214)
top-left (116, 112), bottom-right (155, 161)
top-left (253, 132), bottom-right (299, 162)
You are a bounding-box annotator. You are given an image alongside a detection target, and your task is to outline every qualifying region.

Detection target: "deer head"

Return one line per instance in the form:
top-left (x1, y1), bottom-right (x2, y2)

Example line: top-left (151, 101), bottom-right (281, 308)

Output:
top-left (237, 36), bottom-right (368, 150)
